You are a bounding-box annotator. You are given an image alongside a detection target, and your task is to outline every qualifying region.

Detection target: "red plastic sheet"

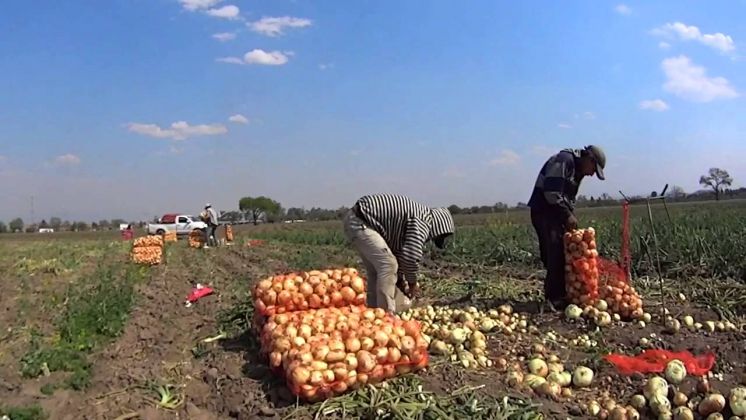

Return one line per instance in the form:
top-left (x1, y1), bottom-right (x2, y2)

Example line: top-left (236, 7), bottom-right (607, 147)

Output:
top-left (604, 349), bottom-right (716, 376)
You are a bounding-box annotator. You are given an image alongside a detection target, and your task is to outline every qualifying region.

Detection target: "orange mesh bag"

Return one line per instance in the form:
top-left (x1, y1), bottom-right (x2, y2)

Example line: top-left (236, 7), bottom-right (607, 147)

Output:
top-left (564, 228), bottom-right (600, 307)
top-left (188, 230), bottom-right (205, 248)
top-left (597, 202), bottom-right (644, 319)
top-left (225, 225), bottom-right (234, 242)
top-left (131, 246), bottom-right (163, 265)
top-left (274, 310), bottom-right (429, 402)
top-left (252, 268), bottom-right (366, 316)
top-left (604, 349), bottom-right (716, 376)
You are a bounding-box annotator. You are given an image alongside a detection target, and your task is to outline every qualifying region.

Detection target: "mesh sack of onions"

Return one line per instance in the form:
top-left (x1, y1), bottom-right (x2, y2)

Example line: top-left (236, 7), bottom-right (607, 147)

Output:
top-left (162, 231), bottom-right (177, 242)
top-left (188, 230), bottom-right (205, 248)
top-left (133, 235), bottom-right (164, 248)
top-left (599, 268), bottom-right (643, 319)
top-left (262, 306), bottom-right (428, 402)
top-left (252, 268), bottom-right (366, 316)
top-left (564, 228), bottom-right (599, 307)
top-left (131, 246), bottom-right (163, 265)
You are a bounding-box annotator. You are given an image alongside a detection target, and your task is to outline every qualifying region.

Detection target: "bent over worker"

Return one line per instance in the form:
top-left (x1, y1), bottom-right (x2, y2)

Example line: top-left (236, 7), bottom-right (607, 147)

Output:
top-left (343, 194), bottom-right (455, 313)
top-left (527, 145), bottom-right (606, 311)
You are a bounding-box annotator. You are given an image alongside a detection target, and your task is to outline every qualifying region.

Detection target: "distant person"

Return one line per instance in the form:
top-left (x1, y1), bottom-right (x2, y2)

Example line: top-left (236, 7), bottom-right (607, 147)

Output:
top-left (343, 194), bottom-right (455, 313)
top-left (527, 145), bottom-right (606, 312)
top-left (204, 203), bottom-right (219, 248)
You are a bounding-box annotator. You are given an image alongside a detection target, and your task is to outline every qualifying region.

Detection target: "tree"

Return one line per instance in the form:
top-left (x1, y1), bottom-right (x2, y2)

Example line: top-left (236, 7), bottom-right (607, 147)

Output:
top-left (447, 205), bottom-right (462, 215)
top-left (239, 196), bottom-right (282, 225)
top-left (0, 221), bottom-right (7, 233)
top-left (98, 220), bottom-right (111, 230)
top-left (72, 221), bottom-right (89, 231)
top-left (219, 211), bottom-right (243, 223)
top-left (699, 168), bottom-right (733, 201)
top-left (9, 218), bottom-right (23, 232)
top-left (50, 217), bottom-right (62, 230)
top-left (111, 219), bottom-right (126, 227)
top-left (91, 222), bottom-right (99, 231)
top-left (286, 207), bottom-right (307, 221)
top-left (39, 219), bottom-right (50, 229)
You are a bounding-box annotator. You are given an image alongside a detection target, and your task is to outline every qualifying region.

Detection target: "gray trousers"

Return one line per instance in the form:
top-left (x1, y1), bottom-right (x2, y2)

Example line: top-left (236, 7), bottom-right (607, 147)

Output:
top-left (342, 211), bottom-right (411, 313)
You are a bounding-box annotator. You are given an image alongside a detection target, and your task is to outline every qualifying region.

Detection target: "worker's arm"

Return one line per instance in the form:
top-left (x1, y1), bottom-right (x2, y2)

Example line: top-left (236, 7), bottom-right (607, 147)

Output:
top-left (397, 217), bottom-right (430, 286)
top-left (542, 158), bottom-right (575, 223)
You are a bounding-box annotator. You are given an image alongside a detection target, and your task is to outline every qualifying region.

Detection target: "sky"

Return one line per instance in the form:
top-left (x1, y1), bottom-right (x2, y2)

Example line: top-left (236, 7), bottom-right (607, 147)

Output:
top-left (1, 0), bottom-right (745, 222)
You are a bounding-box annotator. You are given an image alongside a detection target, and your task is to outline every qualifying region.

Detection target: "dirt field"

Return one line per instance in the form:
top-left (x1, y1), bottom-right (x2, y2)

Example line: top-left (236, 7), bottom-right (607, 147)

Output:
top-left (2, 205), bottom-right (745, 419)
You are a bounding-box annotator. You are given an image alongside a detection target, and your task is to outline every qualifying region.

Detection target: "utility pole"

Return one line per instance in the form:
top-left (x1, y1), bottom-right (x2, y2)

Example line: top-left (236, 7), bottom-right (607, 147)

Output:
top-left (30, 195), bottom-right (35, 226)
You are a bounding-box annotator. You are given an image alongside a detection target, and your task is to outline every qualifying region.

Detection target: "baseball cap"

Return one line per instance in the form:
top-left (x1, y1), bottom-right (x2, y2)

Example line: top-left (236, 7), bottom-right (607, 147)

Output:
top-left (586, 145), bottom-right (606, 180)
top-left (205, 203), bottom-right (212, 208)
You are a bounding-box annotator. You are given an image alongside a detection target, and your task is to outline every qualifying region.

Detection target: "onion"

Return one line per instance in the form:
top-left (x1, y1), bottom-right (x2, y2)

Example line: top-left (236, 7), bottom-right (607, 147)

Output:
top-left (608, 407), bottom-right (627, 420)
top-left (528, 358), bottom-right (549, 377)
top-left (374, 330), bottom-right (390, 348)
top-left (388, 347), bottom-right (402, 364)
top-left (401, 336), bottom-right (416, 353)
top-left (326, 350), bottom-right (346, 363)
top-left (630, 394), bottom-right (646, 410)
top-left (698, 394), bottom-right (726, 416)
top-left (360, 337), bottom-right (375, 351)
top-left (665, 360), bottom-right (687, 384)
top-left (309, 370), bottom-right (324, 386)
top-left (375, 347), bottom-right (389, 364)
top-left (357, 350), bottom-right (377, 373)
top-left (291, 366), bottom-right (311, 385)
top-left (572, 366), bottom-right (594, 387)
top-left (729, 387), bottom-right (746, 416)
top-left (673, 407), bottom-right (694, 420)
top-left (644, 376), bottom-right (669, 400)
top-left (536, 381), bottom-right (561, 401)
top-left (673, 392), bottom-right (688, 407)
top-left (524, 374), bottom-right (546, 389)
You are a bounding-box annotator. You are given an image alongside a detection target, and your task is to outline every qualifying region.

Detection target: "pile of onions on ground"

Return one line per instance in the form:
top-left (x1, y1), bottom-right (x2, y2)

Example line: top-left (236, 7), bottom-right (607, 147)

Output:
top-left (252, 268), bottom-right (366, 315)
top-left (131, 235), bottom-right (163, 265)
top-left (260, 305), bottom-right (429, 401)
top-left (564, 228), bottom-right (600, 308)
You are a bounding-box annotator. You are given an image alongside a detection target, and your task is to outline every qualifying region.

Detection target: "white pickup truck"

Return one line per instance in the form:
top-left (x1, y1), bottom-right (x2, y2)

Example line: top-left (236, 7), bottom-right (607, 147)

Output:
top-left (146, 214), bottom-right (208, 236)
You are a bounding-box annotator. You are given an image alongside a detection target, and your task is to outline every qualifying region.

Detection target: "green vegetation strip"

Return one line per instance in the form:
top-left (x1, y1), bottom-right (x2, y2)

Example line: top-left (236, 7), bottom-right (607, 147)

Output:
top-left (0, 404), bottom-right (47, 420)
top-left (20, 263), bottom-right (148, 390)
top-left (284, 375), bottom-right (541, 420)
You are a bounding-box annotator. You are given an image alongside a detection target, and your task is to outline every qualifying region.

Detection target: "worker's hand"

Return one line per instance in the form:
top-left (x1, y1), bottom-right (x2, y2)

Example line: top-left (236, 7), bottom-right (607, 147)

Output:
top-left (407, 282), bottom-right (420, 299)
top-left (566, 214), bottom-right (578, 231)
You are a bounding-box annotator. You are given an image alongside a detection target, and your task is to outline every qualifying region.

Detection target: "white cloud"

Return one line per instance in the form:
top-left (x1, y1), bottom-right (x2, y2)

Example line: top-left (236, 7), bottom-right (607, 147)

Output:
top-left (228, 114), bottom-right (249, 124)
top-left (582, 111), bottom-right (596, 120)
top-left (614, 4), bottom-right (632, 15)
top-left (652, 22), bottom-right (736, 54)
top-left (180, 0), bottom-right (221, 11)
top-left (488, 149), bottom-right (520, 166)
top-left (55, 154), bottom-right (81, 166)
top-left (217, 50), bottom-right (291, 66)
top-left (206, 5), bottom-right (239, 19)
top-left (318, 63), bottom-right (334, 71)
top-left (659, 41), bottom-right (671, 50)
top-left (639, 99), bottom-right (670, 111)
top-left (248, 16), bottom-right (312, 37)
top-left (557, 123), bottom-right (573, 129)
top-left (661, 55), bottom-right (738, 102)
top-left (126, 121), bottom-right (228, 140)
top-left (212, 32), bottom-right (236, 42)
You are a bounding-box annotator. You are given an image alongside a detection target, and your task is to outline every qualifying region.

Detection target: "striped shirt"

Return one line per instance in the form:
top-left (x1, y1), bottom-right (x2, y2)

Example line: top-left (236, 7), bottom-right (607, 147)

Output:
top-left (353, 194), bottom-right (455, 282)
top-left (527, 148), bottom-right (582, 218)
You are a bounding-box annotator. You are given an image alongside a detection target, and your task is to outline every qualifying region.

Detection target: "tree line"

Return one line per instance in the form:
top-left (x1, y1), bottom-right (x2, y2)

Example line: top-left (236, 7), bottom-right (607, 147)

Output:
top-left (1, 168), bottom-right (738, 232)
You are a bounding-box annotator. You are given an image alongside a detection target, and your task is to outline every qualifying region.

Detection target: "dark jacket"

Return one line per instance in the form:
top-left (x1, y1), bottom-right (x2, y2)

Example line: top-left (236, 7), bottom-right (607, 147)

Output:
top-left (527, 148), bottom-right (583, 220)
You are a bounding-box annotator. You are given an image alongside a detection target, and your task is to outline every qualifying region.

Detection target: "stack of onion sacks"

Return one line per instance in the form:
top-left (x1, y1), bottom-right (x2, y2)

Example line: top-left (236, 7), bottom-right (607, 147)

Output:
top-left (252, 268), bottom-right (366, 316)
top-left (564, 228), bottom-right (599, 307)
top-left (265, 307), bottom-right (428, 402)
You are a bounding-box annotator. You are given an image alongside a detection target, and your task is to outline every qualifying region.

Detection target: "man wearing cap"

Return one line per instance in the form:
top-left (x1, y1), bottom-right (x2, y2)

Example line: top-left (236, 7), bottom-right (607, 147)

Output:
top-left (527, 145), bottom-right (606, 311)
top-left (343, 193), bottom-right (455, 313)
top-left (203, 203), bottom-right (219, 248)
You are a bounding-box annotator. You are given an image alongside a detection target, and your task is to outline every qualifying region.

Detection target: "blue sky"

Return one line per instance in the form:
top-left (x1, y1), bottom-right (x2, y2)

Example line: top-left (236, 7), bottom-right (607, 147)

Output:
top-left (1, 0), bottom-right (745, 222)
